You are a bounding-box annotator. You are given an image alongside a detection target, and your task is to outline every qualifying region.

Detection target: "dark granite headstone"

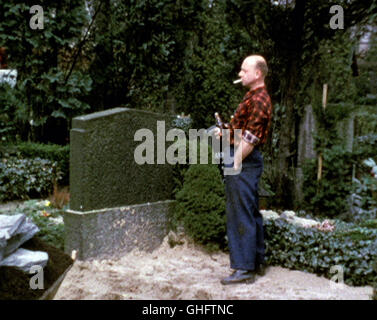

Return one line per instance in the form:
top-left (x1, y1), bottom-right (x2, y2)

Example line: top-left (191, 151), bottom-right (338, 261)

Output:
top-left (66, 108), bottom-right (177, 260)
top-left (70, 107), bottom-right (175, 211)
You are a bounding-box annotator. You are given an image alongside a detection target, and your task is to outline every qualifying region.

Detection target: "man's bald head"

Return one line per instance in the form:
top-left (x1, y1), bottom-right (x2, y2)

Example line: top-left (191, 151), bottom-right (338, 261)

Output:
top-left (238, 55), bottom-right (268, 89)
top-left (244, 55), bottom-right (268, 79)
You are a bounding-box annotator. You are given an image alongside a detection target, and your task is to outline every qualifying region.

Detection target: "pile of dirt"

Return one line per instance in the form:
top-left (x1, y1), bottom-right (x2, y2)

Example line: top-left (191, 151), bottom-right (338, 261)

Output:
top-left (0, 237), bottom-right (73, 300)
top-left (54, 236), bottom-right (373, 300)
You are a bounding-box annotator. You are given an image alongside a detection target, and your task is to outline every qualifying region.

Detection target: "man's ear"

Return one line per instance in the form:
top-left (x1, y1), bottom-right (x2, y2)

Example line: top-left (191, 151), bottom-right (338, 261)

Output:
top-left (255, 69), bottom-right (262, 79)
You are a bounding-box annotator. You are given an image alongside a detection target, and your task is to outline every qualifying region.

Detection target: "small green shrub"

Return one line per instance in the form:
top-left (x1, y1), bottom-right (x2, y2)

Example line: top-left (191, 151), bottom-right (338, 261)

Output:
top-left (1, 142), bottom-right (70, 186)
top-left (170, 125), bottom-right (217, 198)
top-left (174, 163), bottom-right (226, 251)
top-left (302, 146), bottom-right (355, 218)
top-left (170, 116), bottom-right (192, 197)
top-left (0, 157), bottom-right (58, 202)
top-left (303, 145), bottom-right (377, 221)
top-left (264, 218), bottom-right (377, 286)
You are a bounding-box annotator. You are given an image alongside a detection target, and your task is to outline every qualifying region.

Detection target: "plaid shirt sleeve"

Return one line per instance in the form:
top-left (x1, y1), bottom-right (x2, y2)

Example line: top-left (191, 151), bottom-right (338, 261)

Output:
top-left (230, 87), bottom-right (272, 146)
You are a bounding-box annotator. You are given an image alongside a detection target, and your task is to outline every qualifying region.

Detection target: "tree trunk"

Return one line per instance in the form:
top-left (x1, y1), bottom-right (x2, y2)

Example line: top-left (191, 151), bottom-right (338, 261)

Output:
top-left (275, 67), bottom-right (298, 208)
top-left (274, 0), bottom-right (307, 208)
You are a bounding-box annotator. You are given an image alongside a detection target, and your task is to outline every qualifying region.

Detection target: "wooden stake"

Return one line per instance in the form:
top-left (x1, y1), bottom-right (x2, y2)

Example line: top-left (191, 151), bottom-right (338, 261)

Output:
top-left (317, 155), bottom-right (323, 181)
top-left (317, 84), bottom-right (328, 181)
top-left (322, 83), bottom-right (328, 110)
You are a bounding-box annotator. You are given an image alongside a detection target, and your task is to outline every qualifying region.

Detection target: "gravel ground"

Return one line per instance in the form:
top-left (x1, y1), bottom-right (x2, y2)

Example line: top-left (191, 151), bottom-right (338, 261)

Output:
top-left (54, 236), bottom-right (373, 300)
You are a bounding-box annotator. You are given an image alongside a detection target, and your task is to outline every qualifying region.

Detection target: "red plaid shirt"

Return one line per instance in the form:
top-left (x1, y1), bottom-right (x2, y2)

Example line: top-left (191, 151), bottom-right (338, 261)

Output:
top-left (230, 85), bottom-right (272, 146)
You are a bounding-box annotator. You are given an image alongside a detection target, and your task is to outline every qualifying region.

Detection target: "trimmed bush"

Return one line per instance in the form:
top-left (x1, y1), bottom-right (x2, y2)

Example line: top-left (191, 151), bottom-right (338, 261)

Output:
top-left (264, 218), bottom-right (377, 286)
top-left (0, 157), bottom-right (58, 202)
top-left (171, 132), bottom-right (217, 198)
top-left (1, 142), bottom-right (69, 185)
top-left (174, 163), bottom-right (226, 251)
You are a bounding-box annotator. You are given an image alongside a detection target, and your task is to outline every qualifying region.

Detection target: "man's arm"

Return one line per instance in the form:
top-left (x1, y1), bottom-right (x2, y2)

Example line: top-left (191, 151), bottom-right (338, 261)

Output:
top-left (234, 139), bottom-right (254, 171)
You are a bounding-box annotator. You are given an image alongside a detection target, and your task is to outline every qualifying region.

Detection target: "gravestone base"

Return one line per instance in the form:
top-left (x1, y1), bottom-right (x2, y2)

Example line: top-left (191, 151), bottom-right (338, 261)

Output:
top-left (64, 200), bottom-right (176, 261)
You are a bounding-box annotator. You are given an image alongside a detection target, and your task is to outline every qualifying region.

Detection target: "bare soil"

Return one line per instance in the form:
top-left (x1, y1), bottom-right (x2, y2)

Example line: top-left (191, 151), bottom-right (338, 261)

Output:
top-left (54, 236), bottom-right (373, 300)
top-left (0, 237), bottom-right (73, 300)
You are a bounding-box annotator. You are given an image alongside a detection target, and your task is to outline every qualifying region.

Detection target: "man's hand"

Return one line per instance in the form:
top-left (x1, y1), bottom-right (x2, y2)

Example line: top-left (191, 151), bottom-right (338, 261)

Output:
top-left (214, 127), bottom-right (222, 139)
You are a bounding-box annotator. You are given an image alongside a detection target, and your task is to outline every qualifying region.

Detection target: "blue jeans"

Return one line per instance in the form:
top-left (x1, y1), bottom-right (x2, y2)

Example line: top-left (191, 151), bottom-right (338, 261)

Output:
top-left (224, 146), bottom-right (265, 271)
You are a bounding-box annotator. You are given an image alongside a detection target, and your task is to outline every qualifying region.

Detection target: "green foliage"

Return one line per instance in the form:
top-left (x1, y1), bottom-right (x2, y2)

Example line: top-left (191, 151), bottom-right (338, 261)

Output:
top-left (0, 84), bottom-right (21, 142)
top-left (312, 103), bottom-right (356, 151)
top-left (354, 105), bottom-right (377, 138)
top-left (0, 200), bottom-right (65, 251)
top-left (0, 0), bottom-right (92, 143)
top-left (87, 0), bottom-right (207, 114)
top-left (264, 218), bottom-right (377, 287)
top-left (171, 116), bottom-right (193, 136)
top-left (174, 163), bottom-right (226, 251)
top-left (170, 116), bottom-right (192, 197)
top-left (359, 219), bottom-right (377, 229)
top-left (308, 32), bottom-right (358, 105)
top-left (175, 2), bottom-right (243, 129)
top-left (0, 157), bottom-right (58, 202)
top-left (302, 145), bottom-right (377, 221)
top-left (170, 116), bottom-right (220, 198)
top-left (334, 227), bottom-right (377, 242)
top-left (355, 30), bottom-right (377, 102)
top-left (260, 103), bottom-right (285, 205)
top-left (302, 102), bottom-right (377, 220)
top-left (348, 175), bottom-right (377, 223)
top-left (1, 142), bottom-right (70, 185)
top-left (29, 214), bottom-right (64, 252)
top-left (302, 147), bottom-right (355, 218)
top-left (356, 133), bottom-right (377, 157)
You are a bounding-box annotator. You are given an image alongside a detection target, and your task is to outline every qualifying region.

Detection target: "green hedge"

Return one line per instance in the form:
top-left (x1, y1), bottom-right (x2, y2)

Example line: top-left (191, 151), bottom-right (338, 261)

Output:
top-left (264, 218), bottom-right (377, 287)
top-left (0, 157), bottom-right (58, 202)
top-left (1, 142), bottom-right (69, 185)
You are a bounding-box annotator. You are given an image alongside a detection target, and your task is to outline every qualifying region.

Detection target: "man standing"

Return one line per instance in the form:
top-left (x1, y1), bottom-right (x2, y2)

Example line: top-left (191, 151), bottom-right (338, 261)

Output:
top-left (219, 55), bottom-right (273, 285)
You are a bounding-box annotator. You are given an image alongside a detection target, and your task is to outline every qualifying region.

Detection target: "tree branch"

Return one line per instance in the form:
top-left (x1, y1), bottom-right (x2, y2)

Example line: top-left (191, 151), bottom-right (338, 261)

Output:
top-left (64, 1), bottom-right (104, 84)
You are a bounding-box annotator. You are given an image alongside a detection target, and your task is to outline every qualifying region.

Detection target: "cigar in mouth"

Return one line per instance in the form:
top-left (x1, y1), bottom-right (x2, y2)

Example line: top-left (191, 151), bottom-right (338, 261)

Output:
top-left (233, 79), bottom-right (242, 84)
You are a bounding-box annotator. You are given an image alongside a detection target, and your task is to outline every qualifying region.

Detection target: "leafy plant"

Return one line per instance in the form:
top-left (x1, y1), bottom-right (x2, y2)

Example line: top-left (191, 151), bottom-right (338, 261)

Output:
top-left (0, 157), bottom-right (58, 202)
top-left (302, 102), bottom-right (377, 221)
top-left (1, 142), bottom-right (70, 186)
top-left (174, 163), bottom-right (226, 251)
top-left (302, 146), bottom-right (355, 218)
top-left (264, 217), bottom-right (377, 287)
top-left (0, 0), bottom-right (91, 143)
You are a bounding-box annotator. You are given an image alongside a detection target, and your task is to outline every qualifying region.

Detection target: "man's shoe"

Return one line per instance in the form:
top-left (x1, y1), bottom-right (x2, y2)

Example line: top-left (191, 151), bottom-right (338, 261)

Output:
top-left (255, 263), bottom-right (267, 276)
top-left (221, 269), bottom-right (256, 285)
